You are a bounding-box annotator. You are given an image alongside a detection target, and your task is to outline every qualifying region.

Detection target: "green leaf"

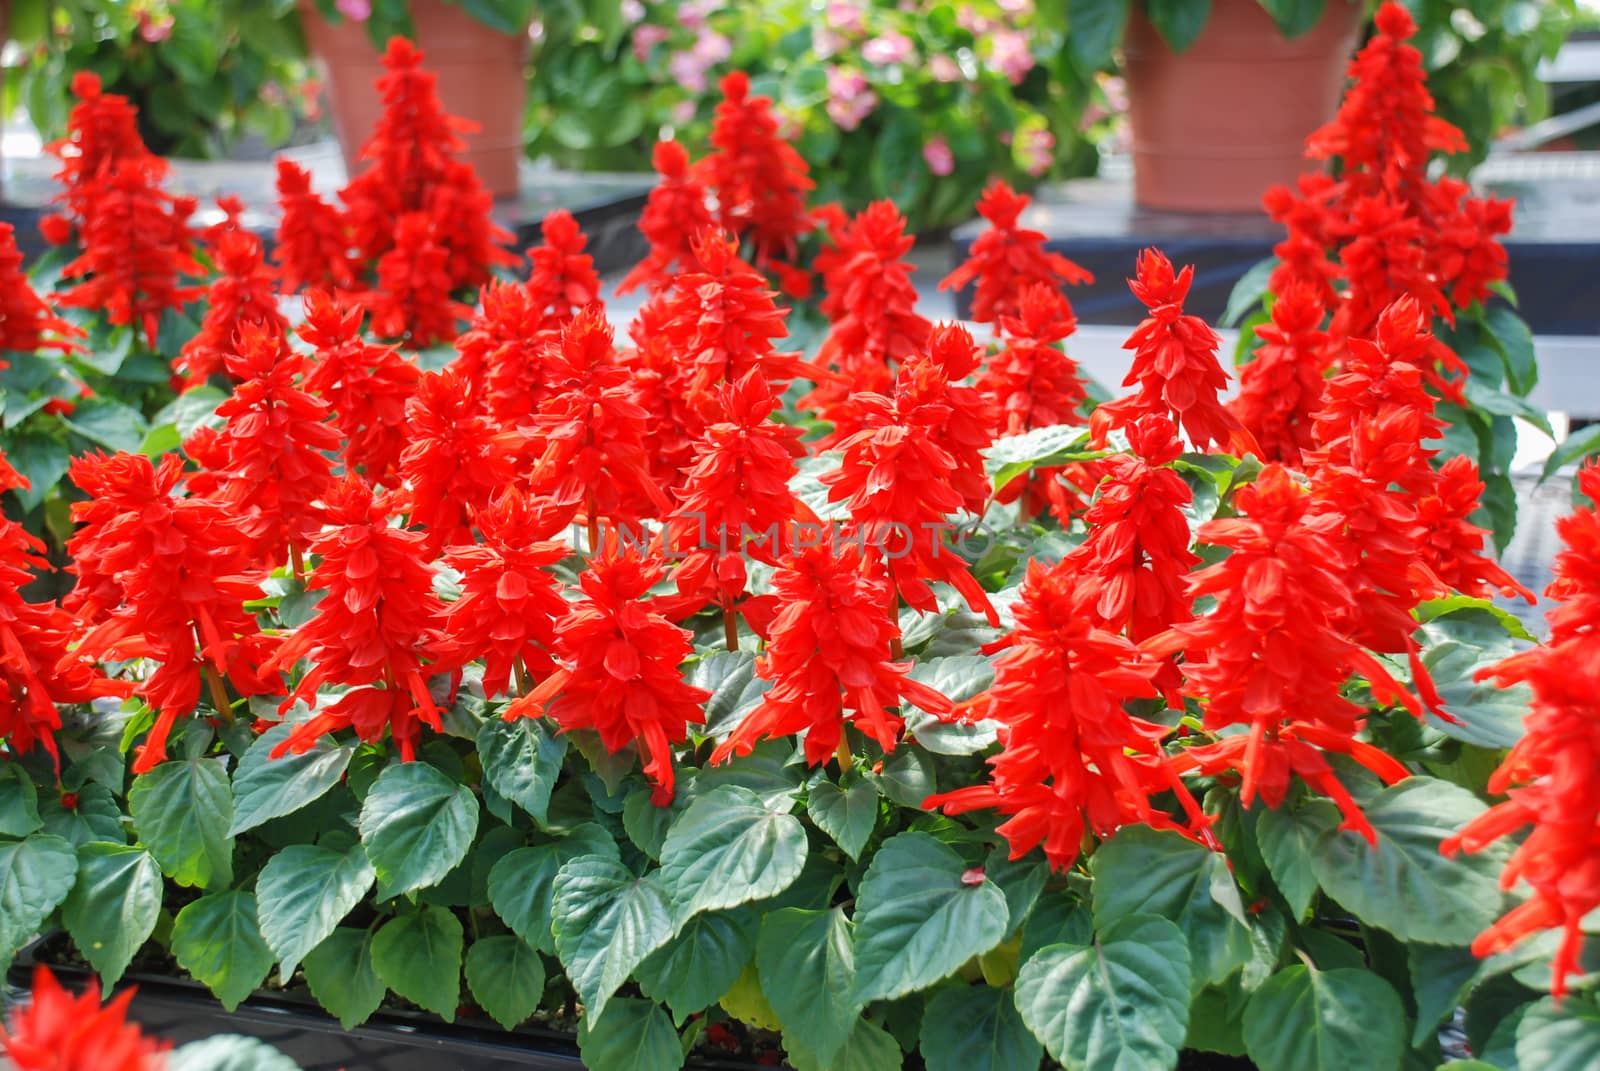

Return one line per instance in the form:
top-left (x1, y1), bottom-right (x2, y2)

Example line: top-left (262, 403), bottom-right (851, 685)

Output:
top-left (986, 424), bottom-right (1104, 488)
top-left (551, 854), bottom-right (675, 1022)
top-left (487, 824), bottom-right (619, 953)
top-left (850, 832), bottom-right (1010, 1005)
top-left (1242, 965), bottom-right (1406, 1071)
top-left (1091, 826), bottom-right (1252, 988)
top-left (358, 762), bottom-right (478, 897)
top-left (129, 757), bottom-right (234, 889)
top-left (1541, 424), bottom-right (1600, 483)
top-left (1014, 914), bottom-right (1192, 1071)
top-left (302, 927), bottom-right (387, 1030)
top-left (0, 834), bottom-right (78, 960)
top-left (785, 1015), bottom-right (904, 1071)
top-left (168, 1035), bottom-right (300, 1071)
top-left (1516, 994), bottom-right (1600, 1071)
top-left (1222, 256), bottom-right (1277, 327)
top-left (692, 740), bottom-right (804, 807)
top-left (39, 783), bottom-right (125, 847)
top-left (1409, 942), bottom-right (1483, 1048)
top-left (62, 396), bottom-right (147, 453)
top-left (256, 841), bottom-right (375, 981)
top-left (758, 906), bottom-right (862, 1066)
top-left (1311, 778), bottom-right (1506, 945)
top-left (5, 434), bottom-right (69, 512)
top-left (62, 843), bottom-right (161, 987)
top-left (1256, 796), bottom-right (1338, 919)
top-left (636, 908), bottom-right (756, 1023)
top-left (171, 891), bottom-right (274, 1012)
top-left (0, 764), bottom-right (42, 837)
top-left (1462, 377), bottom-right (1553, 436)
top-left (1067, 0), bottom-right (1132, 69)
top-left (371, 906), bottom-right (463, 1021)
top-left (807, 771), bottom-right (879, 860)
top-left (872, 744), bottom-right (937, 808)
top-left (920, 984), bottom-right (1043, 1071)
top-left (1482, 304), bottom-right (1538, 396)
top-left (230, 722), bottom-right (354, 835)
top-left (465, 935), bottom-right (546, 1030)
top-left (1259, 0), bottom-right (1330, 38)
top-left (694, 650), bottom-right (771, 739)
top-left (1146, 0), bottom-right (1212, 53)
top-left (477, 716), bottom-right (567, 826)
top-left (659, 784), bottom-right (808, 925)
top-left (1422, 640), bottom-right (1530, 749)
top-left (577, 998), bottom-right (685, 1071)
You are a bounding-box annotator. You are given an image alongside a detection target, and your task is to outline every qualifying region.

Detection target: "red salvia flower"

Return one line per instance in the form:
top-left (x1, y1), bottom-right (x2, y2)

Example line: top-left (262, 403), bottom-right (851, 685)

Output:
top-left (1443, 463), bottom-right (1600, 997)
top-left (939, 180), bottom-right (1092, 327)
top-left (366, 211), bottom-right (470, 348)
top-left (66, 452), bottom-right (278, 772)
top-left (453, 279), bottom-right (557, 422)
top-left (0, 455), bottom-right (129, 766)
top-left (298, 290), bottom-right (421, 485)
top-left (515, 305), bottom-right (673, 537)
top-left (710, 531), bottom-right (952, 768)
top-left (670, 370), bottom-right (810, 640)
top-left (0, 222), bottom-right (83, 359)
top-left (1067, 415), bottom-right (1196, 704)
top-left (618, 139), bottom-right (714, 294)
top-left (893, 323), bottom-right (999, 517)
top-left (441, 488), bottom-right (569, 698)
top-left (1146, 465), bottom-right (1419, 843)
top-left (1413, 456), bottom-right (1534, 603)
top-left (427, 158), bottom-right (517, 292)
top-left (399, 365), bottom-right (519, 550)
top-left (273, 158), bottom-right (358, 293)
top-left (41, 72), bottom-right (151, 238)
top-left (54, 157), bottom-right (203, 349)
top-left (1261, 174), bottom-right (1341, 307)
top-left (1090, 249), bottom-right (1259, 456)
top-left (187, 321), bottom-right (340, 569)
top-left (695, 71), bottom-right (815, 277)
top-left (620, 293), bottom-right (704, 493)
top-left (268, 476), bottom-right (455, 762)
top-left (815, 201), bottom-right (932, 382)
top-left (1, 967), bottom-right (168, 1071)
top-left (175, 229), bottom-right (289, 387)
top-left (525, 209), bottom-right (602, 326)
top-left (1230, 284), bottom-right (1334, 468)
top-left (504, 539), bottom-right (711, 805)
top-left (926, 555), bottom-right (1208, 871)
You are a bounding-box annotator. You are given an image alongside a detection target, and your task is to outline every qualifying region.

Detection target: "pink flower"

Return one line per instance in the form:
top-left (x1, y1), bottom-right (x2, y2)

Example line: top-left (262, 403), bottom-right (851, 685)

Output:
top-left (814, 26), bottom-right (846, 58)
top-left (633, 24), bottom-right (670, 62)
top-left (335, 0), bottom-right (372, 20)
top-left (622, 0), bottom-right (646, 23)
top-left (930, 54), bottom-right (964, 83)
top-left (828, 2), bottom-right (866, 34)
top-left (681, 0), bottom-right (720, 31)
top-left (138, 11), bottom-right (174, 41)
top-left (957, 5), bottom-right (994, 34)
top-left (997, 0), bottom-right (1033, 15)
top-left (863, 31), bottom-right (914, 66)
top-left (669, 50), bottom-right (710, 94)
top-left (826, 66), bottom-right (878, 131)
top-left (694, 30), bottom-right (732, 66)
top-left (1020, 127), bottom-right (1055, 177)
top-left (924, 134), bottom-right (955, 176)
top-left (671, 99), bottom-right (697, 125)
top-left (989, 29), bottom-right (1035, 84)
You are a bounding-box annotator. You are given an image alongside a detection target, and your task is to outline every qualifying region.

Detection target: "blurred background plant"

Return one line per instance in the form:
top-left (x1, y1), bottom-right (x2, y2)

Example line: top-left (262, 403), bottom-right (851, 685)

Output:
top-left (4, 0), bottom-right (313, 157)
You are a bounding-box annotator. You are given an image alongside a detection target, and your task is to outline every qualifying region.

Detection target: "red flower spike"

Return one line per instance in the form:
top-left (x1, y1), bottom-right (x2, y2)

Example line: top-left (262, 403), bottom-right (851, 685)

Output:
top-left (399, 365), bottom-right (520, 551)
top-left (366, 211), bottom-right (470, 348)
top-left (43, 72), bottom-right (154, 239)
top-left (273, 158), bottom-right (358, 293)
top-left (1146, 466), bottom-right (1419, 842)
top-left (453, 280), bottom-right (558, 422)
top-left (54, 156), bottom-right (204, 349)
top-left (525, 209), bottom-right (602, 326)
top-left (1443, 463), bottom-right (1600, 997)
top-left (1413, 456), bottom-right (1534, 604)
top-left (893, 323), bottom-right (999, 517)
top-left (927, 556), bottom-right (1209, 871)
top-left (815, 201), bottom-right (932, 382)
top-left (442, 489), bottom-right (569, 698)
top-left (503, 538), bottom-right (711, 805)
top-left (618, 139), bottom-right (715, 294)
top-left (0, 453), bottom-right (129, 766)
top-left (1230, 284), bottom-right (1335, 468)
top-left (298, 290), bottom-right (421, 485)
top-left (939, 181), bottom-right (1093, 327)
top-left (516, 305), bottom-right (674, 534)
top-left (65, 452), bottom-right (278, 772)
top-left (711, 531), bottom-right (952, 768)
top-left (268, 476), bottom-right (456, 762)
top-left (1, 966), bottom-right (169, 1071)
top-left (186, 322), bottom-right (340, 569)
top-left (1090, 249), bottom-right (1259, 457)
top-left (695, 71), bottom-right (815, 275)
top-left (0, 223), bottom-right (84, 360)
top-left (175, 229), bottom-right (289, 387)
top-left (620, 293), bottom-right (705, 493)
top-left (670, 370), bottom-right (810, 627)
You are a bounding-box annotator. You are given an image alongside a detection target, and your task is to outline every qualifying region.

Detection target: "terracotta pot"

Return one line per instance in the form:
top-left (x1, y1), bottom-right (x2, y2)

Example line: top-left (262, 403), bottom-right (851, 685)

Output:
top-left (300, 0), bottom-right (527, 198)
top-left (1124, 0), bottom-right (1363, 213)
